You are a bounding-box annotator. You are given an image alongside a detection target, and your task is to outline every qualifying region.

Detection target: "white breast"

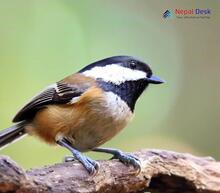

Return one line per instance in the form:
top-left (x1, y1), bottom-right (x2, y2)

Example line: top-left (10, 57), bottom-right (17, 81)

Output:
top-left (104, 91), bottom-right (133, 123)
top-left (64, 91), bottom-right (134, 151)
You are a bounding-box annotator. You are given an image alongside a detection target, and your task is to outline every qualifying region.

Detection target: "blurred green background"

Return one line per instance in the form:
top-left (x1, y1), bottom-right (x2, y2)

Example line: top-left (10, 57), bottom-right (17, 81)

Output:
top-left (0, 0), bottom-right (219, 169)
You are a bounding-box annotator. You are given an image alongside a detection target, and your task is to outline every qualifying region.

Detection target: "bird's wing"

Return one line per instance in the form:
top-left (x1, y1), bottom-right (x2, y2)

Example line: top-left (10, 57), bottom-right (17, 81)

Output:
top-left (13, 81), bottom-right (86, 122)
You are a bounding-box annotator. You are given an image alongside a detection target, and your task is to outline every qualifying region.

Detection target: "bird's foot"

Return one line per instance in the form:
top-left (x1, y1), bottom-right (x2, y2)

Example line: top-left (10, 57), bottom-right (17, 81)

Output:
top-left (111, 151), bottom-right (141, 173)
top-left (77, 154), bottom-right (100, 175)
top-left (63, 154), bottom-right (99, 175)
top-left (57, 138), bottom-right (99, 175)
top-left (92, 147), bottom-right (141, 174)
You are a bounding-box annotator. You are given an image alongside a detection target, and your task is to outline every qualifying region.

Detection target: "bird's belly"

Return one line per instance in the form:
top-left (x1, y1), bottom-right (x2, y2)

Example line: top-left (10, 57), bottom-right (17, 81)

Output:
top-left (66, 92), bottom-right (133, 151)
top-left (28, 90), bottom-right (133, 151)
top-left (68, 119), bottom-right (124, 152)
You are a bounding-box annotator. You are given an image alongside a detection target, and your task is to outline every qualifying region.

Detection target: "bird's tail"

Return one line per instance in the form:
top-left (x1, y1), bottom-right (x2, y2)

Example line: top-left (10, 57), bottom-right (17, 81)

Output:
top-left (0, 121), bottom-right (27, 149)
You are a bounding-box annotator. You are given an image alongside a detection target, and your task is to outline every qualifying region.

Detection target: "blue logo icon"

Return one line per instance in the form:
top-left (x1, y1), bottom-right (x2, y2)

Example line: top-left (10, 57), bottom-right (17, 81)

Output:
top-left (163, 10), bottom-right (172, 18)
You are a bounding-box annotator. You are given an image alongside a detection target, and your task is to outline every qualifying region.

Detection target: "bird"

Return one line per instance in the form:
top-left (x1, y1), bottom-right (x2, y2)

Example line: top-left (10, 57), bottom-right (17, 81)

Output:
top-left (0, 56), bottom-right (164, 174)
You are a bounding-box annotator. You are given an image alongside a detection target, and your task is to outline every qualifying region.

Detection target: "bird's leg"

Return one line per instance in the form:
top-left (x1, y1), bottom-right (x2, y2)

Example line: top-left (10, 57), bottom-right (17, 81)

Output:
top-left (57, 138), bottom-right (99, 175)
top-left (92, 147), bottom-right (141, 173)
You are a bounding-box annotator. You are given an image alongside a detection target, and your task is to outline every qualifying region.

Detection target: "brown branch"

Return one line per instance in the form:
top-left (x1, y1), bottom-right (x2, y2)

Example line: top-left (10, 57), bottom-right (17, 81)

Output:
top-left (0, 149), bottom-right (220, 193)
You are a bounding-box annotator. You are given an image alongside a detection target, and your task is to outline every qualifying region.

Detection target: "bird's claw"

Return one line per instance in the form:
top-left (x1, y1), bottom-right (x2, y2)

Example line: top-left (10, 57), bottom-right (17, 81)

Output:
top-left (112, 151), bottom-right (141, 174)
top-left (63, 155), bottom-right (99, 175)
top-left (82, 156), bottom-right (100, 175)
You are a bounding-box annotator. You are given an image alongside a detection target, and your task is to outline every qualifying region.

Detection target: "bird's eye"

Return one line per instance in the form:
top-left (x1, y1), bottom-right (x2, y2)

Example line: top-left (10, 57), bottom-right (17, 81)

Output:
top-left (129, 61), bottom-right (137, 69)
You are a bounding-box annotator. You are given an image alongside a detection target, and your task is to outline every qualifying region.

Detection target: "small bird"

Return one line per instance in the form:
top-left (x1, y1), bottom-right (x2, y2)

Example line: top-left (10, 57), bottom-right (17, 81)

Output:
top-left (0, 56), bottom-right (164, 174)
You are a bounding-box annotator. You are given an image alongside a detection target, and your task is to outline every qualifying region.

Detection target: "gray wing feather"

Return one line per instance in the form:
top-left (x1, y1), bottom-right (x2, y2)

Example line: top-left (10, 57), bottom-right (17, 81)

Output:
top-left (13, 82), bottom-right (84, 122)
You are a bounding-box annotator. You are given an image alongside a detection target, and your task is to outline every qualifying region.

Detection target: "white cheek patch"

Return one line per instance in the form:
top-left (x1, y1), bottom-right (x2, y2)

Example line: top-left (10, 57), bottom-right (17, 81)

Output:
top-left (82, 64), bottom-right (146, 85)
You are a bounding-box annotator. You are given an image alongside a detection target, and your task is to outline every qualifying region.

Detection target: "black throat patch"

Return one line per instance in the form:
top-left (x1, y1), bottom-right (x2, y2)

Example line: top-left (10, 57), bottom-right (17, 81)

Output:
top-left (97, 79), bottom-right (148, 112)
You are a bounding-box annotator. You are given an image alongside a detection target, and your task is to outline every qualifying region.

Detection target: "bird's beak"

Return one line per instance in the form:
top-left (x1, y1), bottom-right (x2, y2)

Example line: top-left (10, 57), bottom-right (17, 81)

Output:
top-left (146, 75), bottom-right (165, 84)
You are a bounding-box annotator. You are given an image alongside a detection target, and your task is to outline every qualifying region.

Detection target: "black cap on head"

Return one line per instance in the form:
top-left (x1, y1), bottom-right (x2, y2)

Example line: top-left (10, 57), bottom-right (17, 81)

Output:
top-left (79, 56), bottom-right (151, 73)
top-left (79, 55), bottom-right (164, 84)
